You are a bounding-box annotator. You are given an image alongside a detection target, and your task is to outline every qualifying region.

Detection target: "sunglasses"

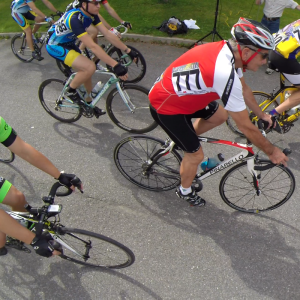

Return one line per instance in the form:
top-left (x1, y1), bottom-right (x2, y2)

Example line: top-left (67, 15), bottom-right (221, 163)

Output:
top-left (89, 1), bottom-right (101, 5)
top-left (246, 47), bottom-right (269, 60)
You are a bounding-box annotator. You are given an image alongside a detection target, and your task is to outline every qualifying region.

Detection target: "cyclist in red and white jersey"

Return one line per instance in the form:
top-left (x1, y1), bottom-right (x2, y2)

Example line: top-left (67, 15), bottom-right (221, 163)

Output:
top-left (149, 18), bottom-right (289, 207)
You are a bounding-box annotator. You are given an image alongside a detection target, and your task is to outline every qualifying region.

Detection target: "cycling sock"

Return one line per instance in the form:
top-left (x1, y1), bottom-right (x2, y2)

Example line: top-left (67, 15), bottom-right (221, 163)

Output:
top-left (68, 87), bottom-right (76, 93)
top-left (180, 186), bottom-right (192, 195)
top-left (269, 109), bottom-right (279, 116)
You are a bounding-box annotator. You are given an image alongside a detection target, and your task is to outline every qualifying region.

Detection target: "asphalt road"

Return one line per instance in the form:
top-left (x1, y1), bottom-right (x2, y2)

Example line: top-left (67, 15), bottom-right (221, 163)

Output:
top-left (1, 38), bottom-right (300, 300)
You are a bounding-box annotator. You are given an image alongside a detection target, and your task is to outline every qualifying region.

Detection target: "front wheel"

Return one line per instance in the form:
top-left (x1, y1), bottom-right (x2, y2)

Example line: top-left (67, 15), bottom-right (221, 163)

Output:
top-left (226, 92), bottom-right (276, 137)
top-left (114, 135), bottom-right (182, 191)
top-left (106, 85), bottom-right (158, 133)
top-left (55, 227), bottom-right (135, 268)
top-left (11, 33), bottom-right (34, 62)
top-left (106, 45), bottom-right (146, 83)
top-left (219, 160), bottom-right (295, 213)
top-left (39, 78), bottom-right (82, 123)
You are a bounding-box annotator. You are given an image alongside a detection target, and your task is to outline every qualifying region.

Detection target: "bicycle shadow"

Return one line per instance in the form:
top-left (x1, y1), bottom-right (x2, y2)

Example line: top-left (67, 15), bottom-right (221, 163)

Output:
top-left (0, 252), bottom-right (162, 300)
top-left (124, 184), bottom-right (300, 299)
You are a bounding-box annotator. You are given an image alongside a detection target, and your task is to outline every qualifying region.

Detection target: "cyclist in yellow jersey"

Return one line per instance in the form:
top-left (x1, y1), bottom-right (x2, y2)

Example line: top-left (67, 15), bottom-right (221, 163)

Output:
top-left (268, 19), bottom-right (300, 116)
top-left (0, 117), bottom-right (82, 257)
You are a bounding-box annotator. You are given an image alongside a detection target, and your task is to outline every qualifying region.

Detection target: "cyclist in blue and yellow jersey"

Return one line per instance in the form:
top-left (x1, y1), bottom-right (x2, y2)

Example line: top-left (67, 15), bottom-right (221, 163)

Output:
top-left (268, 19), bottom-right (300, 117)
top-left (0, 116), bottom-right (82, 257)
top-left (10, 0), bottom-right (63, 61)
top-left (46, 0), bottom-right (138, 118)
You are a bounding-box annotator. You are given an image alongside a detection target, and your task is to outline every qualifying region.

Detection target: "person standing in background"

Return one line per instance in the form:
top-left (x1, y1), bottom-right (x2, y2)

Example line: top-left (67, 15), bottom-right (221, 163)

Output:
top-left (256, 0), bottom-right (300, 74)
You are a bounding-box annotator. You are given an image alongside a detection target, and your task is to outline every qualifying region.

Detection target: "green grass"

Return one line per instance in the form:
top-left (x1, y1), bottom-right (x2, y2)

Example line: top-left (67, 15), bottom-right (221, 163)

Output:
top-left (3, 0), bottom-right (300, 41)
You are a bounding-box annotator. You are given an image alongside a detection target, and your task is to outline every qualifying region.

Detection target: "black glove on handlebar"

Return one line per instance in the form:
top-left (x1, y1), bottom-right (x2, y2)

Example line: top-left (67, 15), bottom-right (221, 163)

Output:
top-left (57, 172), bottom-right (82, 190)
top-left (122, 21), bottom-right (132, 29)
top-left (113, 63), bottom-right (128, 76)
top-left (56, 11), bottom-right (64, 17)
top-left (127, 49), bottom-right (139, 63)
top-left (30, 235), bottom-right (54, 258)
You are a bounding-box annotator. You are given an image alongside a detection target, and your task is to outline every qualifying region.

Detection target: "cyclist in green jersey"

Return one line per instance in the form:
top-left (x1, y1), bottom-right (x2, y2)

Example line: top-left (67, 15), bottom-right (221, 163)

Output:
top-left (0, 117), bottom-right (82, 257)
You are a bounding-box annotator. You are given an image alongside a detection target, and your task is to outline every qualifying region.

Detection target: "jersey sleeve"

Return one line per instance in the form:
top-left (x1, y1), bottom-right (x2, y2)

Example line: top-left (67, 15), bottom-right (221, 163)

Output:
top-left (213, 56), bottom-right (246, 112)
top-left (92, 14), bottom-right (101, 26)
top-left (0, 117), bottom-right (17, 147)
top-left (69, 12), bottom-right (88, 38)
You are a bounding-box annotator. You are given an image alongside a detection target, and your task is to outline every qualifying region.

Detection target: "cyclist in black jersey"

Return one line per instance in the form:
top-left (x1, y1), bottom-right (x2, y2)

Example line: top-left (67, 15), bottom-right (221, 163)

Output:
top-left (0, 117), bottom-right (82, 257)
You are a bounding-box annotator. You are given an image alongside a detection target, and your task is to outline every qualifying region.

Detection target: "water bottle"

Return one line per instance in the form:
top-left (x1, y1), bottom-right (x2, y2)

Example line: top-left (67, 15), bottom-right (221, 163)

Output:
top-left (201, 153), bottom-right (224, 171)
top-left (290, 104), bottom-right (300, 114)
top-left (91, 81), bottom-right (103, 98)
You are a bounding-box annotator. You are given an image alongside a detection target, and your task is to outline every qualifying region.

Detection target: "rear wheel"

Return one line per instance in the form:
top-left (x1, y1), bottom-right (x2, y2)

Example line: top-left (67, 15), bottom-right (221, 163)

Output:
top-left (106, 85), bottom-right (158, 133)
top-left (39, 78), bottom-right (82, 123)
top-left (106, 45), bottom-right (146, 83)
top-left (114, 135), bottom-right (181, 191)
top-left (56, 60), bottom-right (74, 77)
top-left (11, 33), bottom-right (34, 62)
top-left (55, 227), bottom-right (135, 268)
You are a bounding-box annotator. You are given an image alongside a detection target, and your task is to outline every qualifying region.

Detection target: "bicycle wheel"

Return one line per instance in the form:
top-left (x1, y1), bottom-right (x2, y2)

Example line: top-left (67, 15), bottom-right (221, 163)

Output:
top-left (11, 33), bottom-right (34, 62)
top-left (56, 60), bottom-right (74, 77)
top-left (106, 45), bottom-right (146, 83)
top-left (106, 84), bottom-right (158, 133)
top-left (114, 135), bottom-right (182, 191)
top-left (0, 146), bottom-right (15, 163)
top-left (39, 78), bottom-right (82, 123)
top-left (226, 92), bottom-right (276, 137)
top-left (55, 227), bottom-right (135, 268)
top-left (219, 160), bottom-right (295, 213)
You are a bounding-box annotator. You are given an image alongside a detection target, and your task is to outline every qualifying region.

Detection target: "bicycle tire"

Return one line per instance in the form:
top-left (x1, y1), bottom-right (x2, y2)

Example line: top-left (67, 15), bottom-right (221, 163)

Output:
top-left (114, 135), bottom-right (182, 191)
top-left (0, 146), bottom-right (15, 164)
top-left (226, 92), bottom-right (276, 137)
top-left (219, 160), bottom-right (295, 213)
top-left (55, 227), bottom-right (135, 268)
top-left (39, 78), bottom-right (82, 123)
top-left (11, 33), bottom-right (34, 62)
top-left (56, 60), bottom-right (74, 77)
top-left (106, 84), bottom-right (158, 133)
top-left (106, 45), bottom-right (146, 83)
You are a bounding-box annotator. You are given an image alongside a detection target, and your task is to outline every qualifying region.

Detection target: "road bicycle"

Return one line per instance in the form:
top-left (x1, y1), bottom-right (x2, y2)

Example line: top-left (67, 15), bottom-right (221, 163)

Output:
top-left (56, 25), bottom-right (146, 84)
top-left (10, 14), bottom-right (60, 63)
top-left (227, 73), bottom-right (300, 137)
top-left (114, 126), bottom-right (295, 213)
top-left (0, 145), bottom-right (15, 164)
top-left (6, 182), bottom-right (135, 268)
top-left (39, 58), bottom-right (157, 133)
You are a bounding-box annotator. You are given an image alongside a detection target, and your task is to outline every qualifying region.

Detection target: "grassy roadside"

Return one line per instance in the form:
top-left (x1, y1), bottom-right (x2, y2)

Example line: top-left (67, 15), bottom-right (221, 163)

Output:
top-left (2, 0), bottom-right (300, 41)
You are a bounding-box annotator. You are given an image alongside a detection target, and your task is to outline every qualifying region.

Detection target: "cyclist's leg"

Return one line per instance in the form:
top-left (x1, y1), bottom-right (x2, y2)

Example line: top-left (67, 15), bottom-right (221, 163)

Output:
top-left (192, 102), bottom-right (228, 135)
top-left (274, 73), bottom-right (300, 114)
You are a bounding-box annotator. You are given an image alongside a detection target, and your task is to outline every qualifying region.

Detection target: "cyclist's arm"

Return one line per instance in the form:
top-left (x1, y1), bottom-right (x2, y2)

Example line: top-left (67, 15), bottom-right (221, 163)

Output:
top-left (98, 13), bottom-right (112, 30)
top-left (8, 136), bottom-right (61, 179)
top-left (41, 0), bottom-right (59, 13)
top-left (79, 32), bottom-right (119, 67)
top-left (229, 110), bottom-right (288, 166)
top-left (0, 210), bottom-right (60, 256)
top-left (102, 2), bottom-right (124, 24)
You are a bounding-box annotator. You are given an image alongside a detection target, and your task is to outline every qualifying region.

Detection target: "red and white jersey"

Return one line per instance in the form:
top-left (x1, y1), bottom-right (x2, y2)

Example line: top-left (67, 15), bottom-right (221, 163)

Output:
top-left (149, 40), bottom-right (246, 115)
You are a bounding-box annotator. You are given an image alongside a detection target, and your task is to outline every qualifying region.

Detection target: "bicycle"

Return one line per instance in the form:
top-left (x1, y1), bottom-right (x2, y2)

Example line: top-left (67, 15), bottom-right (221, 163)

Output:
top-left (11, 14), bottom-right (60, 63)
top-left (113, 123), bottom-right (295, 213)
top-left (56, 25), bottom-right (147, 84)
top-left (38, 58), bottom-right (158, 133)
top-left (0, 146), bottom-right (15, 164)
top-left (6, 182), bottom-right (135, 268)
top-left (226, 73), bottom-right (300, 137)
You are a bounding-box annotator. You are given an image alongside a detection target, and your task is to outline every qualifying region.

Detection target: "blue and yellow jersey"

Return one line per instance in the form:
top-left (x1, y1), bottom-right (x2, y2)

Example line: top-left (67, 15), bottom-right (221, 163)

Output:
top-left (11, 0), bottom-right (34, 13)
top-left (47, 8), bottom-right (101, 46)
top-left (274, 19), bottom-right (300, 60)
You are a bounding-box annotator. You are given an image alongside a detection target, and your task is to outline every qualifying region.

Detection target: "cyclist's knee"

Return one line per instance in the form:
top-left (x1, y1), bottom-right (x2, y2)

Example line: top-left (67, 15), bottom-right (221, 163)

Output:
top-left (184, 148), bottom-right (204, 165)
top-left (2, 186), bottom-right (27, 211)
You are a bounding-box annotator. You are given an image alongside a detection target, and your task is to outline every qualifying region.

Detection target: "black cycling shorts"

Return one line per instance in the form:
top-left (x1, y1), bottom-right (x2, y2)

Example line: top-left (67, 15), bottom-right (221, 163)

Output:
top-left (150, 101), bottom-right (219, 153)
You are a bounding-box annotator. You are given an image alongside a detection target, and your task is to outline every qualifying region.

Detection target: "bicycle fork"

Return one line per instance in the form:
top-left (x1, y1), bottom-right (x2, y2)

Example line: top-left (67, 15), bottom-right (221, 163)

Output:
top-left (247, 158), bottom-right (261, 196)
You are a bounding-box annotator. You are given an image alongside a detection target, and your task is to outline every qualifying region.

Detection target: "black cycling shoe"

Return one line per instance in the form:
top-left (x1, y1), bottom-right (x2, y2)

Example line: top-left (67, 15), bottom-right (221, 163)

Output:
top-left (271, 116), bottom-right (283, 134)
top-left (175, 186), bottom-right (206, 207)
top-left (93, 106), bottom-right (106, 118)
top-left (32, 51), bottom-right (44, 61)
top-left (0, 247), bottom-right (7, 256)
top-left (65, 91), bottom-right (85, 105)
